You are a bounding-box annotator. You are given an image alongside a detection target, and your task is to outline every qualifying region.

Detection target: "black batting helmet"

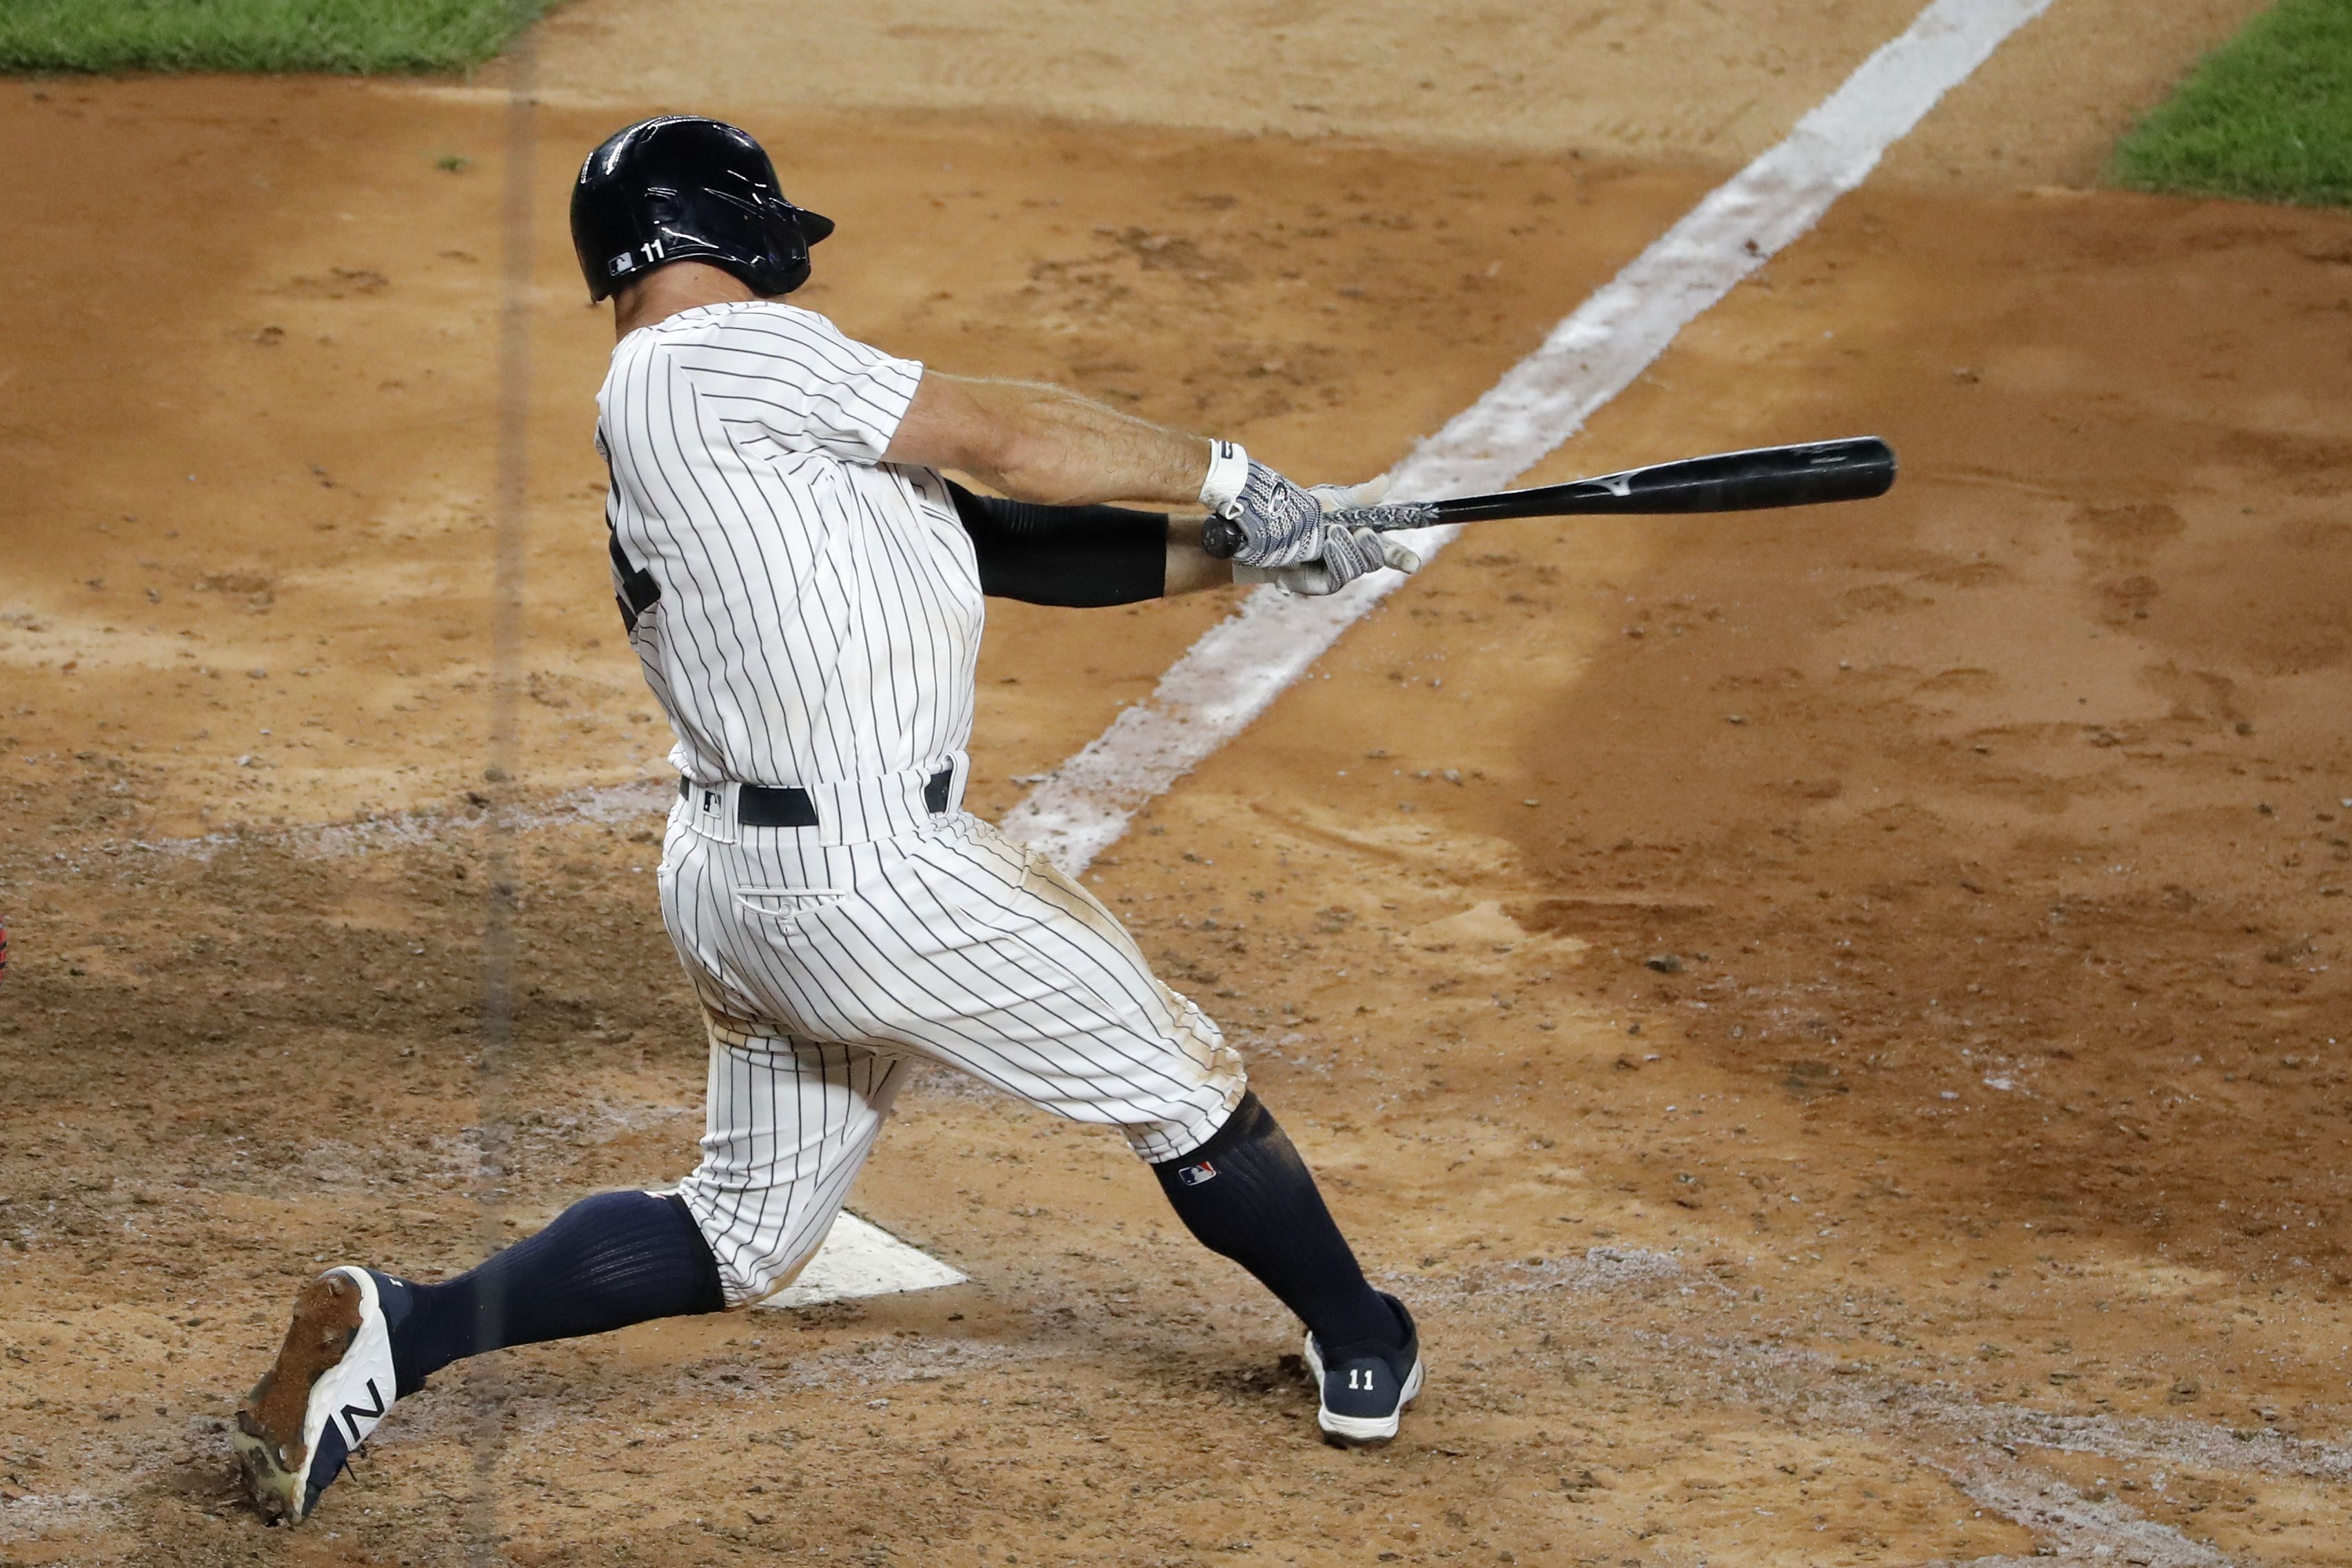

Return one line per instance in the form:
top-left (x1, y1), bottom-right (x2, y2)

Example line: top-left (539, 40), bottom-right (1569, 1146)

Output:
top-left (570, 116), bottom-right (835, 303)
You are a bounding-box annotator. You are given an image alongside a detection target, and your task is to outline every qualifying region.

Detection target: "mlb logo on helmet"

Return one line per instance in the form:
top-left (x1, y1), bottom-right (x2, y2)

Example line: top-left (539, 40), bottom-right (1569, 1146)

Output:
top-left (1176, 1160), bottom-right (1217, 1187)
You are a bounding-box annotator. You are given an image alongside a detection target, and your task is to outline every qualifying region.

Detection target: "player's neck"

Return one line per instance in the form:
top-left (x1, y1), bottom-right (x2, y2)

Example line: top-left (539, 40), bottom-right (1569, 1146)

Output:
top-left (612, 261), bottom-right (761, 340)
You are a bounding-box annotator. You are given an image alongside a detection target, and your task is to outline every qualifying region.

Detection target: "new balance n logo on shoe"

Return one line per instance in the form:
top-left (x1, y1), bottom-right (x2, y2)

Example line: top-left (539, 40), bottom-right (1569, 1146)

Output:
top-left (339, 1378), bottom-right (386, 1445)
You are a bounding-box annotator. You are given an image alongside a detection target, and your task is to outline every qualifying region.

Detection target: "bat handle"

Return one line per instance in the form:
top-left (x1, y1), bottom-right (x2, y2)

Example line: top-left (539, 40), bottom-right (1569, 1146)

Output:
top-left (1202, 515), bottom-right (1246, 560)
top-left (1324, 502), bottom-right (1441, 533)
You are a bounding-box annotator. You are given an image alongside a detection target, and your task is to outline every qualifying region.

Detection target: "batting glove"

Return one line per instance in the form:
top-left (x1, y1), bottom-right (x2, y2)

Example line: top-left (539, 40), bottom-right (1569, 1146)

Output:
top-left (1235, 476), bottom-right (1422, 597)
top-left (1201, 444), bottom-right (1328, 569)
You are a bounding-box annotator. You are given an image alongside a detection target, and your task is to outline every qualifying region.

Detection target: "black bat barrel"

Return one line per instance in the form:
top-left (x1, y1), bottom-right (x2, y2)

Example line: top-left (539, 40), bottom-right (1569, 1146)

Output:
top-left (1438, 437), bottom-right (1895, 523)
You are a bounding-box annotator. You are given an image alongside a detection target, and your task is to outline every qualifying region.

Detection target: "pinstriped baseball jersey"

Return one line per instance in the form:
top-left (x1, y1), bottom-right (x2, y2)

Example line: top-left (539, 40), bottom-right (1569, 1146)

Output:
top-left (594, 296), bottom-right (1248, 1305)
top-left (596, 300), bottom-right (977, 787)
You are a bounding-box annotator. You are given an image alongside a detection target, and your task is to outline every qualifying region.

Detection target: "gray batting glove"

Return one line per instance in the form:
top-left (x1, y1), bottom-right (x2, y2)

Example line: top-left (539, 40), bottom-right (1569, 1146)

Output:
top-left (1235, 478), bottom-right (1421, 595)
top-left (1218, 459), bottom-right (1328, 569)
top-left (1237, 522), bottom-right (1422, 597)
top-left (1306, 476), bottom-right (1388, 515)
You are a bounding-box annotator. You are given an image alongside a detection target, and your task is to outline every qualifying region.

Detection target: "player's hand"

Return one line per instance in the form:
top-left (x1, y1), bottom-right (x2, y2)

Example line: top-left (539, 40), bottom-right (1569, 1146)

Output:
top-left (1306, 475), bottom-right (1388, 516)
top-left (1237, 523), bottom-right (1421, 596)
top-left (1236, 478), bottom-right (1421, 595)
top-left (1217, 459), bottom-right (1328, 569)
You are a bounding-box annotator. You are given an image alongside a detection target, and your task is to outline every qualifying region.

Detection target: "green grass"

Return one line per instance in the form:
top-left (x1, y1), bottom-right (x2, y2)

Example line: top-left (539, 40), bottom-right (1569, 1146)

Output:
top-left (0, 0), bottom-right (547, 74)
top-left (2113, 0), bottom-right (2352, 207)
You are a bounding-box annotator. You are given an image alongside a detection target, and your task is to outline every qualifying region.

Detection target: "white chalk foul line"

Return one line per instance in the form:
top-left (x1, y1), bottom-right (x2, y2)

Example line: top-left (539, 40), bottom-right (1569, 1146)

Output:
top-left (1000, 0), bottom-right (2057, 875)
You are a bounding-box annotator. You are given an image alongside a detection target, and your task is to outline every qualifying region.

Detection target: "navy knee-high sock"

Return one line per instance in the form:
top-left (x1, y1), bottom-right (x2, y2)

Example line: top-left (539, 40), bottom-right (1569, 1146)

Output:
top-left (375, 1190), bottom-right (725, 1398)
top-left (1153, 1092), bottom-right (1403, 1357)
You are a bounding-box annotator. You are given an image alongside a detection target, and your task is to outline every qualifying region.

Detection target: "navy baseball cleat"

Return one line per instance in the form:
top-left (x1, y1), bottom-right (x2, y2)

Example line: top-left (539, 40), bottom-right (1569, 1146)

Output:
top-left (1301, 1293), bottom-right (1423, 1447)
top-left (232, 1267), bottom-right (401, 1525)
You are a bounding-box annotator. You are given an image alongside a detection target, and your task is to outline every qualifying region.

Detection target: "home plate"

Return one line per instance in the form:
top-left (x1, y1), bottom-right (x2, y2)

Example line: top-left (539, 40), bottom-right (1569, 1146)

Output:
top-left (755, 1212), bottom-right (968, 1309)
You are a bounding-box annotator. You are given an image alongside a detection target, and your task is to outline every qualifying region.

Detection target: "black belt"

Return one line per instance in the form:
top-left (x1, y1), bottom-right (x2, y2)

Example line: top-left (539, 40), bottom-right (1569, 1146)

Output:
top-left (680, 768), bottom-right (953, 828)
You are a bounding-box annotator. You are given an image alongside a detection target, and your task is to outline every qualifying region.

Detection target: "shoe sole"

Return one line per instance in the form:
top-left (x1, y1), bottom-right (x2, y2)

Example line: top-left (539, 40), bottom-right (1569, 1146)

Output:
top-left (1302, 1335), bottom-right (1424, 1448)
top-left (232, 1270), bottom-right (366, 1524)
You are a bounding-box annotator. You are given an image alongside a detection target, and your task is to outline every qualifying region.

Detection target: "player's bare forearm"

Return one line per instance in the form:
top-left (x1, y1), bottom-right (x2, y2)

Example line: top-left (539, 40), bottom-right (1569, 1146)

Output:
top-left (1164, 516), bottom-right (1239, 597)
top-left (886, 370), bottom-right (1210, 507)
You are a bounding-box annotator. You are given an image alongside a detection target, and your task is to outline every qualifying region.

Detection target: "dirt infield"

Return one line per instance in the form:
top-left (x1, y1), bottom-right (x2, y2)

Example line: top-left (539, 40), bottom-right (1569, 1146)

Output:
top-left (4, 3), bottom-right (2351, 1565)
top-left (523, 0), bottom-right (2271, 189)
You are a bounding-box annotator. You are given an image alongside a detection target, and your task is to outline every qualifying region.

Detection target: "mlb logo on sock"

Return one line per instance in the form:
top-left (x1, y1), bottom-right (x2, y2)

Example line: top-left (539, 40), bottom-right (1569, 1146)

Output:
top-left (1177, 1161), bottom-right (1218, 1187)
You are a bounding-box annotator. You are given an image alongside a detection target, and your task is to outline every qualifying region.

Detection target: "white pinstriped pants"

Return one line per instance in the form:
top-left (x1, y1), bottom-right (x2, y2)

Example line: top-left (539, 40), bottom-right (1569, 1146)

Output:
top-left (656, 770), bottom-right (1245, 1304)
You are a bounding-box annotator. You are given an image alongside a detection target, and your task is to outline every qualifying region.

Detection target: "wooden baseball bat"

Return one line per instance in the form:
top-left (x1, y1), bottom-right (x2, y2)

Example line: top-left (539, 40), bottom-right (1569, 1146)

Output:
top-left (1199, 437), bottom-right (1896, 559)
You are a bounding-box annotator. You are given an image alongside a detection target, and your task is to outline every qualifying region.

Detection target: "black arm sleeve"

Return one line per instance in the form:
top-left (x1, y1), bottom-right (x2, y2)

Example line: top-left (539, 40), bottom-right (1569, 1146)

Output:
top-left (942, 479), bottom-right (1169, 607)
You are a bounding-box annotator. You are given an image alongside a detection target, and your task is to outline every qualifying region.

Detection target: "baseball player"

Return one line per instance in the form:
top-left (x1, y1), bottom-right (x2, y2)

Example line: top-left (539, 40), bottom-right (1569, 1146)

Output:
top-left (234, 115), bottom-right (1426, 1526)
